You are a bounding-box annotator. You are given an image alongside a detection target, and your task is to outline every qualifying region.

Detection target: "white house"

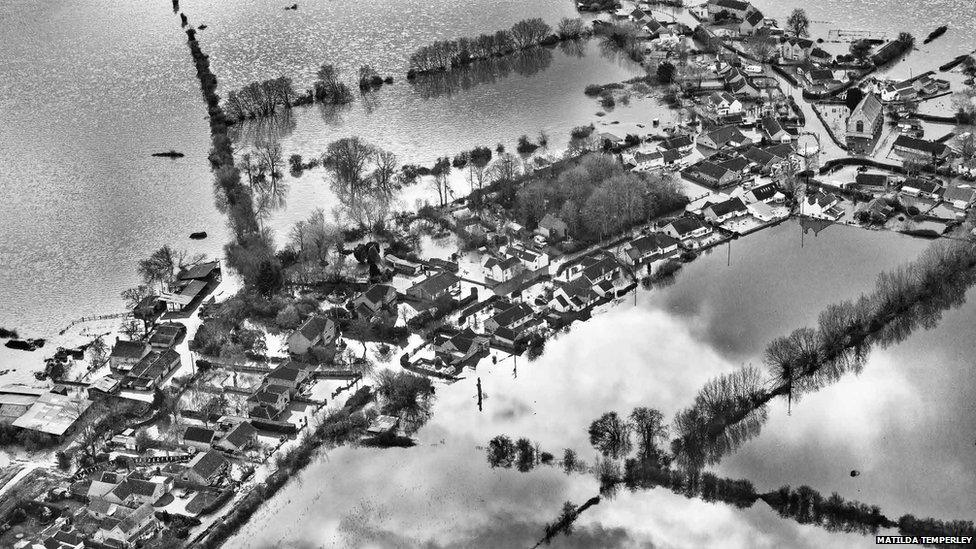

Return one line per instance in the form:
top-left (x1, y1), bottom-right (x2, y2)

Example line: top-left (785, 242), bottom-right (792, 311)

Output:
top-left (708, 91), bottom-right (743, 116)
top-left (663, 217), bottom-right (713, 241)
top-left (482, 255), bottom-right (522, 282)
top-left (504, 244), bottom-right (549, 271)
top-left (624, 233), bottom-right (680, 265)
top-left (802, 190), bottom-right (843, 220)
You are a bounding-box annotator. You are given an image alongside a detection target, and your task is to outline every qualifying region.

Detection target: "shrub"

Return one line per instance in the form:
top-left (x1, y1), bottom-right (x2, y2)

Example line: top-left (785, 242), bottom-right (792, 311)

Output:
top-left (516, 135), bottom-right (539, 154)
top-left (599, 90), bottom-right (616, 108)
top-left (570, 124), bottom-right (595, 139)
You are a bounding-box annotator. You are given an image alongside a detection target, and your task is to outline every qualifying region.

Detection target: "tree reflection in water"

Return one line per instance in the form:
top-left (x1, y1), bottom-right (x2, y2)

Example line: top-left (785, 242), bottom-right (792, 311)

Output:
top-left (408, 46), bottom-right (557, 100)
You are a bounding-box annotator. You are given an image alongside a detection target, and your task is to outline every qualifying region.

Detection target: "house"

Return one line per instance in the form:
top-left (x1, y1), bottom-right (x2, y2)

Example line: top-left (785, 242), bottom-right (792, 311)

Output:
top-left (216, 421), bottom-right (258, 453)
top-left (555, 253), bottom-right (619, 284)
top-left (550, 280), bottom-right (601, 313)
top-left (485, 303), bottom-right (535, 334)
top-left (147, 322), bottom-right (185, 349)
top-left (33, 525), bottom-right (87, 549)
top-left (247, 384), bottom-right (290, 420)
top-left (780, 37), bottom-right (814, 61)
top-left (182, 450), bottom-right (229, 486)
top-left (12, 390), bottom-right (91, 438)
top-left (264, 360), bottom-right (311, 393)
top-left (629, 150), bottom-right (666, 171)
top-left (845, 92), bottom-right (884, 154)
top-left (744, 183), bottom-right (784, 204)
top-left (707, 0), bottom-right (754, 21)
top-left (505, 244), bottom-right (549, 271)
top-left (738, 9), bottom-right (765, 34)
top-left (761, 116), bottom-right (790, 143)
top-left (658, 134), bottom-right (695, 155)
top-left (707, 91), bottom-right (742, 116)
top-left (405, 272), bottom-right (461, 301)
top-left (802, 190), bottom-right (844, 220)
top-left (433, 329), bottom-right (489, 365)
top-left (538, 213), bottom-right (569, 240)
top-left (482, 255), bottom-right (522, 282)
top-left (287, 315), bottom-right (337, 356)
top-left (699, 125), bottom-right (752, 150)
top-left (177, 260), bottom-right (221, 285)
top-left (687, 160), bottom-right (739, 189)
top-left (663, 217), bottom-right (714, 241)
top-left (943, 183), bottom-right (976, 209)
top-left (109, 340), bottom-right (151, 374)
top-left (900, 177), bottom-right (943, 200)
top-left (725, 68), bottom-right (761, 98)
top-left (855, 172), bottom-right (890, 191)
top-left (892, 135), bottom-right (952, 162)
top-left (625, 233), bottom-right (680, 265)
top-left (124, 348), bottom-right (180, 391)
top-left (386, 254), bottom-right (424, 276)
top-left (810, 47), bottom-right (832, 64)
top-left (598, 131), bottom-right (626, 148)
top-left (93, 503), bottom-right (158, 549)
top-left (703, 197), bottom-right (748, 223)
top-left (87, 471), bottom-right (124, 500)
top-left (183, 426), bottom-right (216, 451)
top-left (717, 155), bottom-right (752, 177)
top-left (159, 279), bottom-right (210, 312)
top-left (742, 147), bottom-right (779, 174)
top-left (352, 284), bottom-right (398, 318)
top-left (804, 68), bottom-right (835, 87)
top-left (746, 200), bottom-right (779, 221)
top-left (628, 7), bottom-right (650, 22)
top-left (103, 474), bottom-right (172, 507)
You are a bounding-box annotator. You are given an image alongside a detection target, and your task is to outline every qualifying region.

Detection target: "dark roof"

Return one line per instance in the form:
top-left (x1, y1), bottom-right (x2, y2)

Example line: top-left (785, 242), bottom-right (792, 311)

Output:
top-left (704, 125), bottom-right (748, 147)
top-left (489, 303), bottom-right (534, 328)
top-left (707, 197), bottom-right (748, 217)
top-left (361, 284), bottom-right (397, 305)
top-left (581, 256), bottom-right (619, 283)
top-left (111, 340), bottom-right (149, 360)
top-left (718, 156), bottom-right (751, 172)
top-left (296, 315), bottom-right (333, 342)
top-left (761, 116), bottom-right (784, 137)
top-left (713, 0), bottom-right (751, 11)
top-left (855, 173), bottom-right (888, 187)
top-left (127, 348), bottom-right (180, 382)
top-left (190, 450), bottom-right (228, 479)
top-left (668, 217), bottom-right (708, 236)
top-left (177, 260), bottom-right (220, 281)
top-left (808, 69), bottom-right (833, 82)
top-left (695, 160), bottom-right (733, 181)
top-left (749, 183), bottom-right (778, 201)
top-left (763, 143), bottom-right (795, 159)
top-left (743, 146), bottom-right (776, 166)
top-left (661, 135), bottom-right (693, 150)
top-left (902, 177), bottom-right (942, 193)
top-left (221, 421), bottom-right (257, 448)
top-left (893, 135), bottom-right (949, 156)
top-left (628, 233), bottom-right (679, 258)
top-left (408, 272), bottom-right (460, 297)
top-left (810, 47), bottom-right (831, 59)
top-left (111, 477), bottom-right (160, 501)
top-left (184, 425), bottom-right (216, 444)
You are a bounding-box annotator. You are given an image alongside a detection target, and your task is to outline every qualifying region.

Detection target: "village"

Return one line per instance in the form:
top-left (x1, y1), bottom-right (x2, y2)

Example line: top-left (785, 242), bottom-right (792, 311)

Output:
top-left (1, 0), bottom-right (975, 547)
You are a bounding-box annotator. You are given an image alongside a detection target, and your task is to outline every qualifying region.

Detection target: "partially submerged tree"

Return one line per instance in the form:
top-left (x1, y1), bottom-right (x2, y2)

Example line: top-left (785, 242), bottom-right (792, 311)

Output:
top-left (786, 9), bottom-right (810, 37)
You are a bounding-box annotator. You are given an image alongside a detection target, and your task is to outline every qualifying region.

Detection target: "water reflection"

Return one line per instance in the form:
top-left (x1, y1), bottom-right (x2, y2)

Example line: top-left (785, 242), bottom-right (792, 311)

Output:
top-left (408, 46), bottom-right (555, 100)
top-left (229, 109), bottom-right (297, 150)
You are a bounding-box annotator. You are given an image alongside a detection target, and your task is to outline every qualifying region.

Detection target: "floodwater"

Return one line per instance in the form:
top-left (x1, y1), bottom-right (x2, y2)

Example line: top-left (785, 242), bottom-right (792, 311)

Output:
top-left (226, 221), bottom-right (976, 548)
top-left (0, 0), bottom-right (638, 337)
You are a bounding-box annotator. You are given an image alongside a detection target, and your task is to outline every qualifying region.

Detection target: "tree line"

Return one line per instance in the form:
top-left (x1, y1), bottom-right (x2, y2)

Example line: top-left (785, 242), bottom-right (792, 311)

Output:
top-left (407, 17), bottom-right (588, 76)
top-left (671, 238), bottom-right (976, 470)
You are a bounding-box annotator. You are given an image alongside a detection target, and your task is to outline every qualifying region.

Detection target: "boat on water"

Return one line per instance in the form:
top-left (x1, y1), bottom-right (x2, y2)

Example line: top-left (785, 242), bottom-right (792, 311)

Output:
top-left (151, 150), bottom-right (185, 158)
top-left (924, 25), bottom-right (948, 45)
top-left (189, 231), bottom-right (207, 240)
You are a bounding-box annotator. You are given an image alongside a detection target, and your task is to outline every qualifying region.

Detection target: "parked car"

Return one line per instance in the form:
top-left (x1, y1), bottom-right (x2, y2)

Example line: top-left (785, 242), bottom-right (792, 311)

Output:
top-left (744, 64), bottom-right (762, 74)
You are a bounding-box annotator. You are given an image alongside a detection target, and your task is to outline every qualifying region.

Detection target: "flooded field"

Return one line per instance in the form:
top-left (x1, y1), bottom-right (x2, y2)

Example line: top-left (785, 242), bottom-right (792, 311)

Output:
top-left (226, 221), bottom-right (974, 548)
